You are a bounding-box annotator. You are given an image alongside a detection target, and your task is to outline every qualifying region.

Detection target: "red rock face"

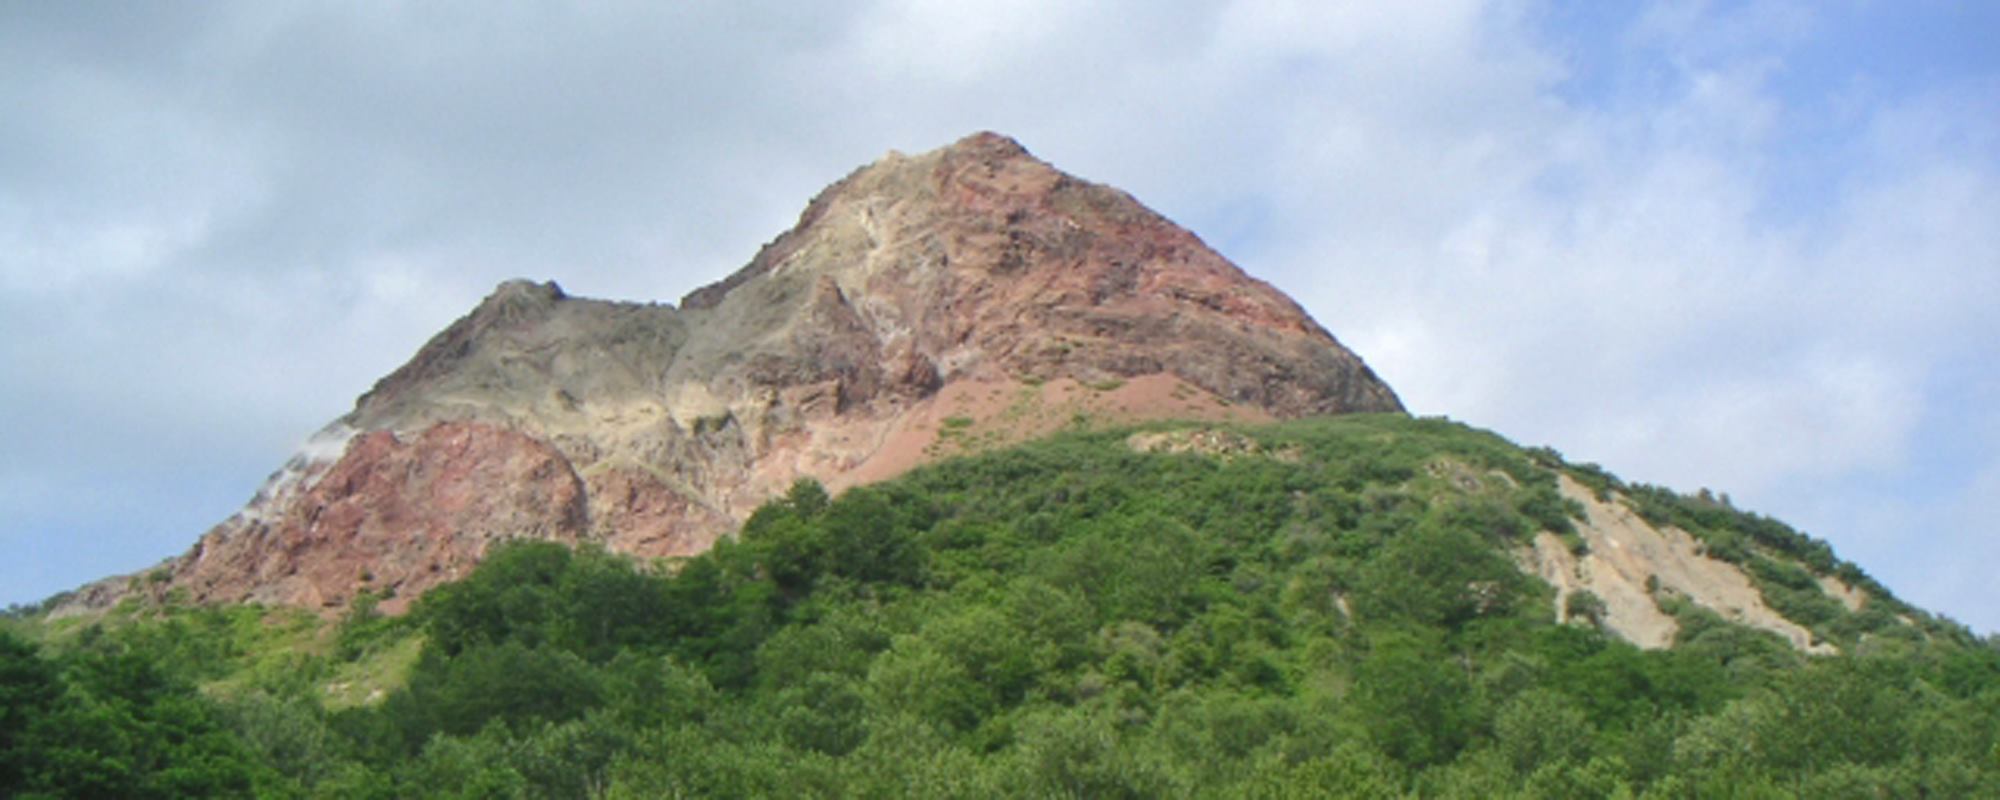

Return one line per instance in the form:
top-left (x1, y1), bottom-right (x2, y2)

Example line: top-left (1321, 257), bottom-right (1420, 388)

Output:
top-left (685, 132), bottom-right (1401, 418)
top-left (63, 132), bottom-right (1403, 617)
top-left (584, 466), bottom-right (730, 559)
top-left (167, 422), bottom-right (587, 613)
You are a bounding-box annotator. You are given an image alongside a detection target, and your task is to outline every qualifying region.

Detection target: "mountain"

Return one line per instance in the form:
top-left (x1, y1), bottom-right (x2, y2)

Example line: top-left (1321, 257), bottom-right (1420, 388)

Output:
top-left (63, 132), bottom-right (1400, 615)
top-left (55, 132), bottom-right (1922, 661)
top-left (20, 134), bottom-right (1992, 793)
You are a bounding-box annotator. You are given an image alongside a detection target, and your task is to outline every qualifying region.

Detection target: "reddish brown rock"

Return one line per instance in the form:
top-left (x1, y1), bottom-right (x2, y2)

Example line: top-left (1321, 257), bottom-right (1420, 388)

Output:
top-left (163, 422), bottom-right (587, 614)
top-left (63, 132), bottom-right (1403, 616)
top-left (583, 465), bottom-right (730, 559)
top-left (677, 131), bottom-right (1400, 418)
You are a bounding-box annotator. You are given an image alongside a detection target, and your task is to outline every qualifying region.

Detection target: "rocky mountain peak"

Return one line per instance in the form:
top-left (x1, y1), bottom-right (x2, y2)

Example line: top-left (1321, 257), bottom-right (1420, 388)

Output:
top-left (481, 278), bottom-right (567, 314)
top-left (66, 133), bottom-right (1402, 615)
top-left (678, 130), bottom-right (1041, 311)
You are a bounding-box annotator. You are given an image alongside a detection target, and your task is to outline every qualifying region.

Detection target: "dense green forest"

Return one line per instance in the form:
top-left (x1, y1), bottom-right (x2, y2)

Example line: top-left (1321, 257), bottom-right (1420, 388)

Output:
top-left (5, 415), bottom-right (1998, 797)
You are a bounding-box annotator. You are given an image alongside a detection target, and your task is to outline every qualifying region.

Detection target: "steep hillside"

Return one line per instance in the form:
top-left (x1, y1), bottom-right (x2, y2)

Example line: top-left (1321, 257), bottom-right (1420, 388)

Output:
top-left (61, 132), bottom-right (1400, 615)
top-left (8, 415), bottom-right (1992, 798)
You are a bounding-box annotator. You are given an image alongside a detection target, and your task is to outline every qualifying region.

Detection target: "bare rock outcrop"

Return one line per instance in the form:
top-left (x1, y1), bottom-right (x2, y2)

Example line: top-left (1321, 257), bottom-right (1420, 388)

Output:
top-left (64, 132), bottom-right (1402, 615)
top-left (176, 422), bottom-right (587, 614)
top-left (1521, 475), bottom-right (1846, 653)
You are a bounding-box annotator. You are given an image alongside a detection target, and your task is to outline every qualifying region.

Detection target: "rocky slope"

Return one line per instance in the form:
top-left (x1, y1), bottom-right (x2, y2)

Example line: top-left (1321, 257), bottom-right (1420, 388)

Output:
top-left (1522, 475), bottom-right (1840, 653)
top-left (68, 132), bottom-right (1402, 614)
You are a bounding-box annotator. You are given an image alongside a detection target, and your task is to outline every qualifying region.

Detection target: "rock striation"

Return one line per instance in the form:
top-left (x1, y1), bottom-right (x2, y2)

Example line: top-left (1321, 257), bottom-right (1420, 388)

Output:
top-left (67, 132), bottom-right (1402, 614)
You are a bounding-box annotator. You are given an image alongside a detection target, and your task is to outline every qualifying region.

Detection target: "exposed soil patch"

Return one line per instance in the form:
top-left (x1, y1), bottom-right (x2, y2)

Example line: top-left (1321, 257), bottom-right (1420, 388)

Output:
top-left (1524, 475), bottom-right (1833, 653)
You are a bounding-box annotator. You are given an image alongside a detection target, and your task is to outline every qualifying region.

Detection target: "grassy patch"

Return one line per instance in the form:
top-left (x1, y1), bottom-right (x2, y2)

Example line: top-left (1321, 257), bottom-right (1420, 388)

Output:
top-left (321, 633), bottom-right (424, 709)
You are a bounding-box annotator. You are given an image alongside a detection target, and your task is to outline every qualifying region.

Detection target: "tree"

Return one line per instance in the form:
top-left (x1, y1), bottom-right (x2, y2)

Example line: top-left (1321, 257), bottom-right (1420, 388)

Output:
top-left (0, 631), bottom-right (60, 795)
top-left (821, 489), bottom-right (916, 585)
top-left (1494, 688), bottom-right (1593, 774)
top-left (1349, 630), bottom-right (1477, 768)
top-left (20, 645), bottom-right (265, 798)
top-left (387, 642), bottom-right (605, 748)
top-left (1353, 518), bottom-right (1529, 629)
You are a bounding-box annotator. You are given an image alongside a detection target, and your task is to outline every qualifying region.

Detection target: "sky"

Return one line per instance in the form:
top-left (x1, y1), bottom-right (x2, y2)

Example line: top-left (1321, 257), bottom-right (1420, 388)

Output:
top-left (3, 1), bottom-right (1995, 632)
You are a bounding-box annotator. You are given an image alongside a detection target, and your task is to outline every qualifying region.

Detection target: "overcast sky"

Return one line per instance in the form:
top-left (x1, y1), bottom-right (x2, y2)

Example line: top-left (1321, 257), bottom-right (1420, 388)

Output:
top-left (3, 1), bottom-right (1995, 632)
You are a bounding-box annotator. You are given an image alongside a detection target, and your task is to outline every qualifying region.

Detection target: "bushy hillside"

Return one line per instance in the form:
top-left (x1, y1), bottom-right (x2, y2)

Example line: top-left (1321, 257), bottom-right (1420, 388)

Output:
top-left (6, 415), bottom-right (1997, 797)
